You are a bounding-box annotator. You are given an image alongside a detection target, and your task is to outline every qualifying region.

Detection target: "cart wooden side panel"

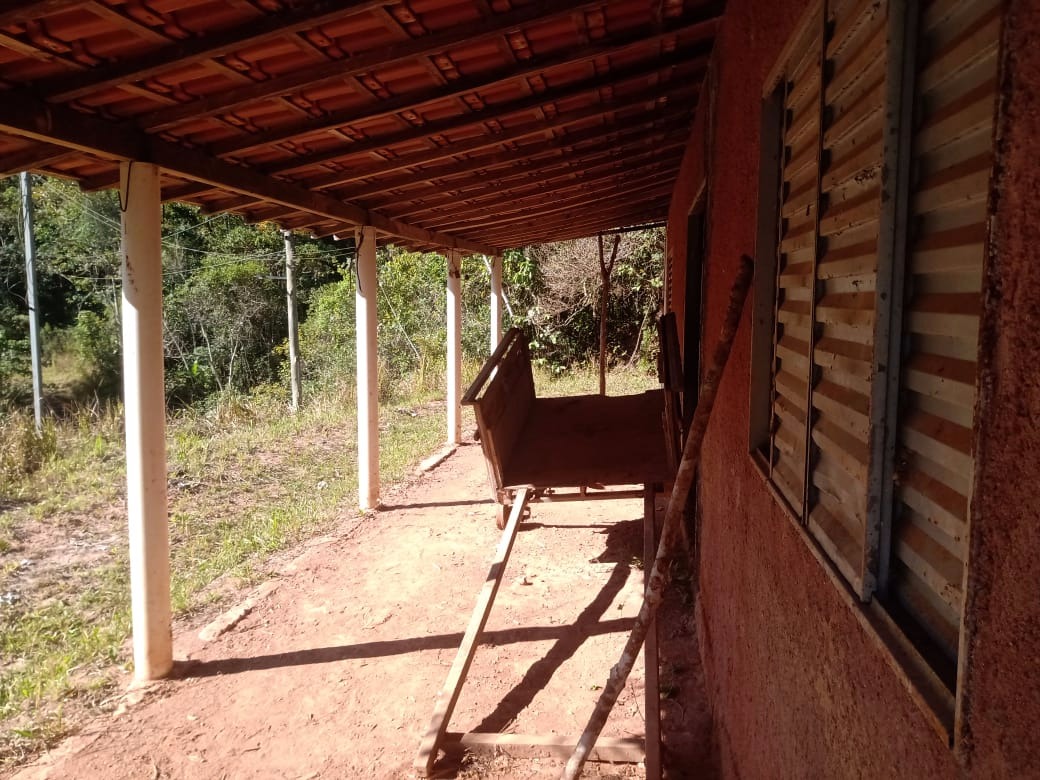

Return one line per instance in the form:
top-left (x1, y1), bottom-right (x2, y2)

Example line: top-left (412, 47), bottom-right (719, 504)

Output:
top-left (464, 328), bottom-right (536, 497)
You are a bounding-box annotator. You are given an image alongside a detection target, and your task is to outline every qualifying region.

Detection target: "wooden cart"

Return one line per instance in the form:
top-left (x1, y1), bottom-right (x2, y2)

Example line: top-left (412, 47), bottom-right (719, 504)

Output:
top-left (415, 327), bottom-right (680, 777)
top-left (462, 327), bottom-right (676, 528)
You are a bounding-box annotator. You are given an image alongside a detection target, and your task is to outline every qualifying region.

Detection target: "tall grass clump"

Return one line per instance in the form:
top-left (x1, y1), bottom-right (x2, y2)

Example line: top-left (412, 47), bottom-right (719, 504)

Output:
top-left (0, 412), bottom-right (58, 494)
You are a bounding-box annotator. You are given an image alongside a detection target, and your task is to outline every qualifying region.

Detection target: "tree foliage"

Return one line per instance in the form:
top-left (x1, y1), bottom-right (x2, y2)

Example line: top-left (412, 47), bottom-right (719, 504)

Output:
top-left (1, 174), bottom-right (664, 410)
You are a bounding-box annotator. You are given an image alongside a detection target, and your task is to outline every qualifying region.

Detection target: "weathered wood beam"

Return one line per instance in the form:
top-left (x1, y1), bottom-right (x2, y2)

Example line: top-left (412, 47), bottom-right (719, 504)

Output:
top-left (441, 733), bottom-right (644, 764)
top-left (163, 107), bottom-right (691, 205)
top-left (387, 138), bottom-right (686, 220)
top-left (137, 0), bottom-right (721, 132)
top-left (303, 84), bottom-right (698, 191)
top-left (36, 1), bottom-right (393, 102)
top-left (263, 47), bottom-right (705, 175)
top-left (427, 180), bottom-right (676, 237)
top-left (392, 158), bottom-right (681, 230)
top-left (472, 200), bottom-right (670, 246)
top-left (210, 18), bottom-right (715, 157)
top-left (0, 97), bottom-right (499, 255)
top-left (0, 142), bottom-right (77, 177)
top-left (0, 0), bottom-right (87, 28)
top-left (429, 178), bottom-right (675, 233)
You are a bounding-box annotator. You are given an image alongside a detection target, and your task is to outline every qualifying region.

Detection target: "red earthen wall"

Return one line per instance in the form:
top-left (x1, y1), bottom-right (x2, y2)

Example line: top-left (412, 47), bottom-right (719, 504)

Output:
top-left (957, 0), bottom-right (1040, 774)
top-left (665, 0), bottom-right (1040, 776)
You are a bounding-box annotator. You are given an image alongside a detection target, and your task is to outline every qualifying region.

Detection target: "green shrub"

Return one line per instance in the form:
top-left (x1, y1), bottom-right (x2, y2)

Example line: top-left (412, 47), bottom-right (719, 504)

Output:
top-left (0, 410), bottom-right (57, 491)
top-left (71, 308), bottom-right (121, 397)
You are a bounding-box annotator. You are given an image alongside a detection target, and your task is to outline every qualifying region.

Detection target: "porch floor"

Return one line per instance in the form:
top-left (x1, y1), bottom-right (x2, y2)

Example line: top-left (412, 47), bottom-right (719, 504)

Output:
top-left (12, 443), bottom-right (711, 779)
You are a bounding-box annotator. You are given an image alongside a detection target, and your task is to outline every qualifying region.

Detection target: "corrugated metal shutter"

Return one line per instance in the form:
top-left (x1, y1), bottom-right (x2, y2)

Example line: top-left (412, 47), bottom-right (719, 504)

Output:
top-left (806, 0), bottom-right (888, 596)
top-left (768, 14), bottom-right (822, 516)
top-left (888, 0), bottom-right (999, 664)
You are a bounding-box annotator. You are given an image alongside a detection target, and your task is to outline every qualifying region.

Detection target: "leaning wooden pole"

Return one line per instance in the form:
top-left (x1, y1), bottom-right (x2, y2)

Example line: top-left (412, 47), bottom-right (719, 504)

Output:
top-left (561, 254), bottom-right (755, 780)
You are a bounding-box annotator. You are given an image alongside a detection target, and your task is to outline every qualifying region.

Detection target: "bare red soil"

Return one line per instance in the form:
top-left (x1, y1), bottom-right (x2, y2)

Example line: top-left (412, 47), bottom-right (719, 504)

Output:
top-left (10, 443), bottom-right (711, 779)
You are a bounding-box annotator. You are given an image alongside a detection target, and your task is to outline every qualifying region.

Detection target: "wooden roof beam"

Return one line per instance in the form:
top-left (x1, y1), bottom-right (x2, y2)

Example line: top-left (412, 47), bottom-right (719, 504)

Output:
top-left (0, 141), bottom-right (78, 177)
top-left (35, 0), bottom-right (394, 103)
top-left (303, 84), bottom-right (699, 191)
top-left (210, 16), bottom-right (716, 157)
top-left (0, 97), bottom-right (499, 255)
top-left (477, 203), bottom-right (671, 248)
top-left (424, 176), bottom-right (677, 236)
top-left (428, 177), bottom-right (676, 233)
top-left (384, 137), bottom-right (687, 220)
top-left (265, 47), bottom-right (706, 176)
top-left (472, 196), bottom-right (671, 241)
top-left (0, 0), bottom-right (87, 28)
top-left (135, 0), bottom-right (722, 132)
top-left (386, 145), bottom-right (686, 222)
top-left (162, 106), bottom-right (691, 205)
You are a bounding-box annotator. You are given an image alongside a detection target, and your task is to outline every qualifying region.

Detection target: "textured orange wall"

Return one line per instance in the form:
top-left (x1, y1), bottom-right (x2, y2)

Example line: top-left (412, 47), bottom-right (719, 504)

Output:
top-left (957, 1), bottom-right (1040, 774)
top-left (664, 0), bottom-right (1039, 775)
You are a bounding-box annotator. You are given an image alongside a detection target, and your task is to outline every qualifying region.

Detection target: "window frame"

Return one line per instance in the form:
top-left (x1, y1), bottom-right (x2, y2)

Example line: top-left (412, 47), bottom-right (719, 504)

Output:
top-left (747, 0), bottom-right (980, 744)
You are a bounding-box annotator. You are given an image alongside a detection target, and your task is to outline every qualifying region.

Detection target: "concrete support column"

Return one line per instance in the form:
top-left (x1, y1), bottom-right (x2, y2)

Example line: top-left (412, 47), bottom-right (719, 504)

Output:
top-left (356, 225), bottom-right (379, 509)
top-left (447, 249), bottom-right (462, 445)
top-left (489, 254), bottom-right (503, 353)
top-left (119, 161), bottom-right (172, 680)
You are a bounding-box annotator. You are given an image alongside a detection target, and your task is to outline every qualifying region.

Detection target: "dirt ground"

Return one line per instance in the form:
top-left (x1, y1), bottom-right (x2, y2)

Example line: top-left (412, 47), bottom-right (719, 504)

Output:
top-left (8, 443), bottom-right (712, 779)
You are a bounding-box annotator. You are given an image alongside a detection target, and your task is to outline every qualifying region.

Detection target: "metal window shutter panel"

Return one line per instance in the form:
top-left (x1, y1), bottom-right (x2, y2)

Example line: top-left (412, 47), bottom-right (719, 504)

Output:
top-left (768, 15), bottom-right (823, 517)
top-left (889, 0), bottom-right (1000, 665)
top-left (805, 0), bottom-right (889, 597)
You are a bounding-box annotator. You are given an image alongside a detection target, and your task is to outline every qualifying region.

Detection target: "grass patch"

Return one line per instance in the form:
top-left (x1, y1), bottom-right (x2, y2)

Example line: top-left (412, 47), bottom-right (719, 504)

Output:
top-left (0, 379), bottom-right (445, 767)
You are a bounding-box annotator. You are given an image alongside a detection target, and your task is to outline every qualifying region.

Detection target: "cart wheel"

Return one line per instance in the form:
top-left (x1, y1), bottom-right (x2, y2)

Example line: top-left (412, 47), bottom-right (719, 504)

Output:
top-left (496, 504), bottom-right (508, 530)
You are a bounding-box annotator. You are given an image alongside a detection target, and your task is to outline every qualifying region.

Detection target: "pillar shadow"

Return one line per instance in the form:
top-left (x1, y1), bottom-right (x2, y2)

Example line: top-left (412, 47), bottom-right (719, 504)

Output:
top-left (378, 498), bottom-right (493, 511)
top-left (172, 620), bottom-right (635, 679)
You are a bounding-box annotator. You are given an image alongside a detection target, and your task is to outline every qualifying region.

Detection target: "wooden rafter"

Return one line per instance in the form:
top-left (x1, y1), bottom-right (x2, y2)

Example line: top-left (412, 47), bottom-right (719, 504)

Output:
top-left (381, 131), bottom-right (689, 217)
top-left (209, 17), bottom-right (714, 157)
top-left (0, 0), bottom-right (86, 28)
top-left (134, 0), bottom-right (694, 132)
top-left (162, 108), bottom-right (691, 206)
top-left (429, 177), bottom-right (676, 232)
top-left (0, 95), bottom-right (498, 254)
top-left (389, 144), bottom-right (686, 223)
top-left (36, 1), bottom-right (393, 102)
top-left (264, 47), bottom-right (703, 176)
top-left (0, 0), bottom-right (717, 249)
top-left (303, 85), bottom-right (698, 191)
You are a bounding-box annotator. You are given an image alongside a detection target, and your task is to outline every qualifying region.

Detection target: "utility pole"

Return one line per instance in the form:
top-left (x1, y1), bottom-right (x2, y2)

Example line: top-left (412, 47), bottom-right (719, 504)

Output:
top-left (283, 230), bottom-right (302, 412)
top-left (19, 172), bottom-right (43, 433)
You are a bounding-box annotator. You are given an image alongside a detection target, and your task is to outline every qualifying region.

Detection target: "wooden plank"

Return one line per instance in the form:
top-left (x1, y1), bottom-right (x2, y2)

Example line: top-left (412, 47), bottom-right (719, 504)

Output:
top-left (165, 105), bottom-right (692, 204)
top-left (462, 328), bottom-right (522, 405)
top-left (138, 0), bottom-right (722, 131)
top-left (0, 94), bottom-right (500, 256)
top-left (40, 1), bottom-right (390, 102)
top-left (414, 487), bottom-right (531, 778)
top-left (266, 51), bottom-right (702, 177)
top-left (0, 0), bottom-right (86, 27)
top-left (441, 732), bottom-right (645, 763)
top-left (503, 392), bottom-right (671, 489)
top-left (213, 24), bottom-right (712, 157)
top-left (643, 486), bottom-right (661, 780)
top-left (302, 83), bottom-right (699, 191)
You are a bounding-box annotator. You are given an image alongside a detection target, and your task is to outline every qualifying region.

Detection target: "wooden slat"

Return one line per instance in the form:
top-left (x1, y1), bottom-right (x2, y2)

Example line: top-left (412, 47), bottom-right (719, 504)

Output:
top-left (442, 732), bottom-right (644, 764)
top-left (414, 488), bottom-right (531, 777)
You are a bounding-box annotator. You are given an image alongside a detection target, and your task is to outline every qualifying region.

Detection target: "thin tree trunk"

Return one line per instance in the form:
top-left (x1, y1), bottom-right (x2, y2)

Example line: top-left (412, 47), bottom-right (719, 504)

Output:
top-left (598, 234), bottom-right (621, 396)
top-left (626, 307), bottom-right (651, 368)
top-left (561, 254), bottom-right (755, 780)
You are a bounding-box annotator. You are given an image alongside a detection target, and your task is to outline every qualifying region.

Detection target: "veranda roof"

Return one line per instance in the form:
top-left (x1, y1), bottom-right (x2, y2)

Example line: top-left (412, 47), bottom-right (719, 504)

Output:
top-left (0, 0), bottom-right (719, 253)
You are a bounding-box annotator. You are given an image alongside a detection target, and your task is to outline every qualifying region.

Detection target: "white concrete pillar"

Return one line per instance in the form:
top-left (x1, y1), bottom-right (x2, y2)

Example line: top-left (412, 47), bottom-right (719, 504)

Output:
top-left (356, 225), bottom-right (380, 509)
top-left (119, 161), bottom-right (172, 680)
top-left (489, 254), bottom-right (503, 353)
top-left (447, 249), bottom-right (462, 445)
